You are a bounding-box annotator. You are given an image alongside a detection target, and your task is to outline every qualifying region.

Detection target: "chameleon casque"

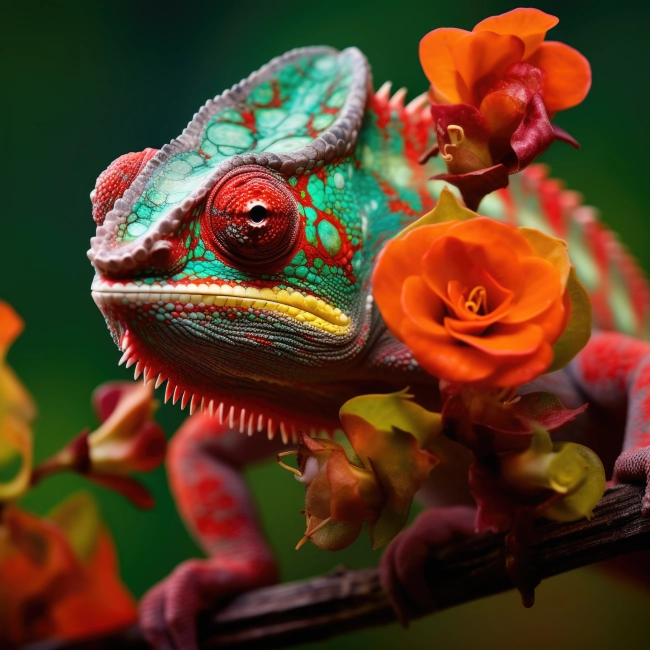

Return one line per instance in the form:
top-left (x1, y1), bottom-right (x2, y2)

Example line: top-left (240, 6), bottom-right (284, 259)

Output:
top-left (89, 46), bottom-right (650, 648)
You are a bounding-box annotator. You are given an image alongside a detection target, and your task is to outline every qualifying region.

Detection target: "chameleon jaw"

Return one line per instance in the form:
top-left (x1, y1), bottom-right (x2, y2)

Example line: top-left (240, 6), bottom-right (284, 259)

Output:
top-left (112, 329), bottom-right (339, 444)
top-left (91, 279), bottom-right (351, 335)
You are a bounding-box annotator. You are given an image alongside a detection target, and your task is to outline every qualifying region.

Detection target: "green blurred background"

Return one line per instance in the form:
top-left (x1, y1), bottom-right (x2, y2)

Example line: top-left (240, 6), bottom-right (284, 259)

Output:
top-left (4, 0), bottom-right (650, 647)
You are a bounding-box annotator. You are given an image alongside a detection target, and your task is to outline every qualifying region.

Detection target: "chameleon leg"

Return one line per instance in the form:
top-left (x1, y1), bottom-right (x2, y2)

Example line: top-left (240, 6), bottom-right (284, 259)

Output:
top-left (567, 331), bottom-right (650, 513)
top-left (380, 506), bottom-right (477, 625)
top-left (139, 412), bottom-right (281, 650)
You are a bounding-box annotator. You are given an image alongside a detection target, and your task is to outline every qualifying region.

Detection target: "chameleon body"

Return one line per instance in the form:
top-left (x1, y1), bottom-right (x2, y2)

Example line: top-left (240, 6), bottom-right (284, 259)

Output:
top-left (89, 47), bottom-right (650, 648)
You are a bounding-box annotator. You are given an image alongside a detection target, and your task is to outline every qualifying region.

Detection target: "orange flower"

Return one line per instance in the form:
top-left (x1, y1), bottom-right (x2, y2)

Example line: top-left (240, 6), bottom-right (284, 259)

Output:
top-left (0, 494), bottom-right (136, 648)
top-left (419, 8), bottom-right (591, 210)
top-left (0, 301), bottom-right (36, 501)
top-left (420, 8), bottom-right (591, 113)
top-left (372, 189), bottom-right (591, 387)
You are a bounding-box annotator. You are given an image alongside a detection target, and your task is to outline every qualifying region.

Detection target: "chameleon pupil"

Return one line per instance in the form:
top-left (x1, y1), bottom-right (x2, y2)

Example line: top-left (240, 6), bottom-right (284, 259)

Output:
top-left (249, 205), bottom-right (267, 223)
top-left (204, 167), bottom-right (300, 265)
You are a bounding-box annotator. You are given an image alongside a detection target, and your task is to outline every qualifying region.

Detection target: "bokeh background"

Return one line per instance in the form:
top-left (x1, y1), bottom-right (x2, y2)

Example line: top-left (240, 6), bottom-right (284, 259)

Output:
top-left (4, 0), bottom-right (650, 647)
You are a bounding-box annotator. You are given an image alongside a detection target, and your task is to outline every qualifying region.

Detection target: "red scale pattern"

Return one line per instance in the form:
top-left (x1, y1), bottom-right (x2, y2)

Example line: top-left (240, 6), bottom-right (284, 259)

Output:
top-left (206, 169), bottom-right (301, 267)
top-left (92, 148), bottom-right (158, 225)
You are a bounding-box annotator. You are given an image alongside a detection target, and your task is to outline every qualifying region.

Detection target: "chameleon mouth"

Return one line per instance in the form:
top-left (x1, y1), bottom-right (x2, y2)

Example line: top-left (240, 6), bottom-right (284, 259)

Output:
top-left (91, 279), bottom-right (351, 335)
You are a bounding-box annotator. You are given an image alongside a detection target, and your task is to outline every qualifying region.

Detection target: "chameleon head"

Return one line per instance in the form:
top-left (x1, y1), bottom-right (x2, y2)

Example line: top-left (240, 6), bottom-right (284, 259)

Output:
top-left (88, 47), bottom-right (376, 435)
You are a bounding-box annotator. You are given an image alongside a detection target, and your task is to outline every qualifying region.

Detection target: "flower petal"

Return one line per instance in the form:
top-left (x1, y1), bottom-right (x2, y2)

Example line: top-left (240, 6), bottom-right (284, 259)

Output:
top-left (305, 516), bottom-right (363, 551)
top-left (0, 506), bottom-right (82, 645)
top-left (508, 92), bottom-right (556, 171)
top-left (432, 164), bottom-right (510, 211)
top-left (501, 257), bottom-right (563, 324)
top-left (373, 222), bottom-right (455, 337)
top-left (474, 8), bottom-right (559, 59)
top-left (89, 421), bottom-right (167, 475)
top-left (0, 301), bottom-right (23, 360)
top-left (47, 492), bottom-right (100, 562)
top-left (419, 27), bottom-right (470, 104)
top-left (446, 321), bottom-right (544, 357)
top-left (325, 450), bottom-right (368, 522)
top-left (528, 289), bottom-right (569, 343)
top-left (519, 228), bottom-right (570, 290)
top-left (401, 275), bottom-right (448, 337)
top-left (89, 474), bottom-right (155, 510)
top-left (487, 342), bottom-right (554, 387)
top-left (89, 382), bottom-right (156, 445)
top-left (452, 31), bottom-right (525, 102)
top-left (0, 414), bottom-right (32, 501)
top-left (422, 220), bottom-right (532, 300)
top-left (527, 41), bottom-right (592, 113)
top-left (401, 318), bottom-right (497, 383)
top-left (48, 526), bottom-right (138, 639)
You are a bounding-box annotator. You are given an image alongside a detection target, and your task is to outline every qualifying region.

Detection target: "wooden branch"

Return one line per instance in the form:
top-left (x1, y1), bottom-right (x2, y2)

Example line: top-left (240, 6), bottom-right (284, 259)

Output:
top-left (28, 483), bottom-right (650, 650)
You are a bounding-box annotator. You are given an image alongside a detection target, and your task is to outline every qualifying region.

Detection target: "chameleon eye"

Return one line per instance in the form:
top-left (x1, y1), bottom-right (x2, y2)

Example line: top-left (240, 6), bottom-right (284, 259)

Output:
top-left (205, 168), bottom-right (300, 266)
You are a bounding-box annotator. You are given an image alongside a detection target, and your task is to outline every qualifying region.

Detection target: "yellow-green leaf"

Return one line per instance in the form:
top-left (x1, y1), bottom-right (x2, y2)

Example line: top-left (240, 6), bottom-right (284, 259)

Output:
top-left (501, 427), bottom-right (588, 494)
top-left (541, 442), bottom-right (605, 522)
top-left (340, 389), bottom-right (442, 451)
top-left (339, 413), bottom-right (438, 549)
top-left (47, 491), bottom-right (101, 562)
top-left (549, 267), bottom-right (592, 372)
top-left (0, 414), bottom-right (32, 502)
top-left (398, 187), bottom-right (477, 238)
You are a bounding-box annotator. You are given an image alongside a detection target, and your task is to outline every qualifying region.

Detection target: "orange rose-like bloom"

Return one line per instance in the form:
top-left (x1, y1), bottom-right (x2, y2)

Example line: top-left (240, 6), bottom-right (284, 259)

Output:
top-left (419, 9), bottom-right (591, 210)
top-left (373, 215), bottom-right (572, 387)
top-left (420, 8), bottom-right (591, 114)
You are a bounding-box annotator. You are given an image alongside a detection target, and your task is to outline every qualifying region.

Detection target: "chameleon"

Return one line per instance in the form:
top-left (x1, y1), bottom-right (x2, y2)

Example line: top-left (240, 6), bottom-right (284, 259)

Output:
top-left (88, 46), bottom-right (650, 648)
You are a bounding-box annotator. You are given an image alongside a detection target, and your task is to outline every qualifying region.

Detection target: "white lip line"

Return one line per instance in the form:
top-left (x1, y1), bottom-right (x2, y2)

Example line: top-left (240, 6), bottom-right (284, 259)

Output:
top-left (91, 286), bottom-right (350, 327)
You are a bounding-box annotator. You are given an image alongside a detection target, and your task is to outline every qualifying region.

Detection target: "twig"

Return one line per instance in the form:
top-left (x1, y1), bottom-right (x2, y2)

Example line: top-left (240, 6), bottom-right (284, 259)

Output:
top-left (27, 483), bottom-right (650, 650)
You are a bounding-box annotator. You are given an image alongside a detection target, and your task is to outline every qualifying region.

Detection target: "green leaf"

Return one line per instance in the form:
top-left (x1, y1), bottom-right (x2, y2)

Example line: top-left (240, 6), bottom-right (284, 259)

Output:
top-left (549, 267), bottom-right (592, 372)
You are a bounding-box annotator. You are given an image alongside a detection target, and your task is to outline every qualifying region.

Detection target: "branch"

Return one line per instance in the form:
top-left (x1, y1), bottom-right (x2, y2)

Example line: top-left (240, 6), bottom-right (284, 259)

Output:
top-left (28, 483), bottom-right (650, 650)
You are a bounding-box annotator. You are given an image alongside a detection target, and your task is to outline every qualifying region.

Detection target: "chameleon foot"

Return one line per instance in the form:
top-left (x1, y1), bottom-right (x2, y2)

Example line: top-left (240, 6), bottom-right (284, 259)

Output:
top-left (139, 553), bottom-right (277, 650)
top-left (379, 506), bottom-right (476, 626)
top-left (614, 446), bottom-right (650, 515)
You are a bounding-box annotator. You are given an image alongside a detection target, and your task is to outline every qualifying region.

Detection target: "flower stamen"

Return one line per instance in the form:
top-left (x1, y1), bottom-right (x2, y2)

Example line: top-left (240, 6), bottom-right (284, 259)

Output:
top-left (497, 386), bottom-right (520, 404)
top-left (441, 124), bottom-right (465, 161)
top-left (296, 514), bottom-right (333, 550)
top-left (448, 125), bottom-right (465, 146)
top-left (466, 286), bottom-right (488, 314)
top-left (277, 450), bottom-right (302, 477)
